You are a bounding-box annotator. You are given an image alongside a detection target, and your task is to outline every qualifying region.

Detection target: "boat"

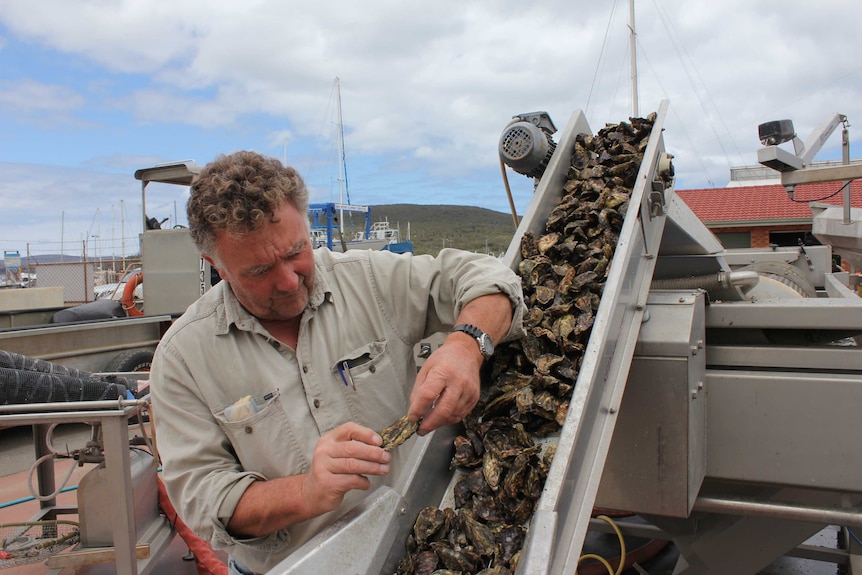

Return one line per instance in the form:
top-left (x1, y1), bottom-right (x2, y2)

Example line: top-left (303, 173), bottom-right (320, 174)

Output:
top-left (367, 219), bottom-right (413, 254)
top-left (308, 202), bottom-right (404, 252)
top-left (308, 78), bottom-right (413, 254)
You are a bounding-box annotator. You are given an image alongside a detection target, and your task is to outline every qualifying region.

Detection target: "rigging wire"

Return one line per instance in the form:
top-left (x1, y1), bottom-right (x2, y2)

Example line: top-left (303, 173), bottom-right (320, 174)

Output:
top-left (633, 43), bottom-right (717, 187)
top-left (301, 80), bottom-right (339, 197)
top-left (335, 77), bottom-right (353, 206)
top-left (585, 1), bottom-right (620, 119)
top-left (650, 0), bottom-right (746, 167)
top-left (589, 0), bottom-right (741, 185)
top-left (607, 39), bottom-right (630, 124)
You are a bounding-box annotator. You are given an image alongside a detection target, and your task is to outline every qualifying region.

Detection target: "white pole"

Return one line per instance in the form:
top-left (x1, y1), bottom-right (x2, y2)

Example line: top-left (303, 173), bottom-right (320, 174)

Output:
top-left (335, 76), bottom-right (345, 234)
top-left (629, 0), bottom-right (639, 117)
top-left (121, 199), bottom-right (126, 269)
top-left (842, 126), bottom-right (851, 225)
top-left (111, 204), bottom-right (116, 272)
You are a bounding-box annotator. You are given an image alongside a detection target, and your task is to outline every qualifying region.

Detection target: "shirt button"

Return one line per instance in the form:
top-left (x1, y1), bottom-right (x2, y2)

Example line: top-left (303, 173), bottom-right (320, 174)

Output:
top-left (313, 399), bottom-right (321, 408)
top-left (369, 365), bottom-right (376, 373)
top-left (244, 426), bottom-right (253, 434)
top-left (302, 365), bottom-right (309, 373)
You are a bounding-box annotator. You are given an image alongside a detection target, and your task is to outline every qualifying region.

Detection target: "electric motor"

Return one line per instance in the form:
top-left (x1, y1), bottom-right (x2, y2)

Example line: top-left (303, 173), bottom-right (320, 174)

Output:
top-left (498, 112), bottom-right (557, 178)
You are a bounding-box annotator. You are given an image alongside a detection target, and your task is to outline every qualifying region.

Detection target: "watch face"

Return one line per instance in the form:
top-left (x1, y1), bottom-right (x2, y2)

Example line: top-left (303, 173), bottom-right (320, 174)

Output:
top-left (454, 324), bottom-right (494, 359)
top-left (480, 334), bottom-right (494, 357)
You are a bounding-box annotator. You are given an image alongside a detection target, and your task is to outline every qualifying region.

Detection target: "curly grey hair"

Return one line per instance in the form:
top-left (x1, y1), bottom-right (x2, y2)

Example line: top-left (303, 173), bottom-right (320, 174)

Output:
top-left (187, 150), bottom-right (310, 256)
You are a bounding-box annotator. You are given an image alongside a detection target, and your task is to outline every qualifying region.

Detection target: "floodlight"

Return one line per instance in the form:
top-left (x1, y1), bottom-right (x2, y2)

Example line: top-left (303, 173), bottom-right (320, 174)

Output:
top-left (758, 119), bottom-right (796, 146)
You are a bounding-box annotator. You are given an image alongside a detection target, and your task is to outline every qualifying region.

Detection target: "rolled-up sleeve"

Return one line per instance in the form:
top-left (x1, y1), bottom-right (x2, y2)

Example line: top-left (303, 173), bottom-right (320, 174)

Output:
top-left (364, 248), bottom-right (525, 343)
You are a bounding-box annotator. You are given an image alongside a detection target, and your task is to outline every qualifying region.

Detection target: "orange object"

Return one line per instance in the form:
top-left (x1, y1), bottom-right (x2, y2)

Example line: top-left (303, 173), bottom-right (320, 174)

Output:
top-left (158, 477), bottom-right (228, 575)
top-left (121, 272), bottom-right (144, 316)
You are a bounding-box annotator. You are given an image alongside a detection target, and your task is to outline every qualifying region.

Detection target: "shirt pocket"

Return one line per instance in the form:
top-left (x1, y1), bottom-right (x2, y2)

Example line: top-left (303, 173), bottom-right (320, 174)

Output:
top-left (213, 390), bottom-right (308, 479)
top-left (334, 339), bottom-right (409, 429)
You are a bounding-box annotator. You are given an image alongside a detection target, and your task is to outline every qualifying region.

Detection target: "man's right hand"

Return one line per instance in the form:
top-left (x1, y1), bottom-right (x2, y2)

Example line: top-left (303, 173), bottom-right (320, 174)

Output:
top-left (300, 422), bottom-right (391, 516)
top-left (227, 422), bottom-right (390, 537)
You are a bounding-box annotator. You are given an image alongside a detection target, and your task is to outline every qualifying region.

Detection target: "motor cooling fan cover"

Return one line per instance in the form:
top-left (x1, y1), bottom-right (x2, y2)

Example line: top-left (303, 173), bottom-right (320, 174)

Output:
top-left (499, 120), bottom-right (556, 178)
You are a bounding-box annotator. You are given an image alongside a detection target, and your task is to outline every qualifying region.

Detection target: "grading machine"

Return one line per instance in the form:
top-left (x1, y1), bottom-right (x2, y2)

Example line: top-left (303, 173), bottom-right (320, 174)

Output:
top-left (268, 100), bottom-right (861, 573)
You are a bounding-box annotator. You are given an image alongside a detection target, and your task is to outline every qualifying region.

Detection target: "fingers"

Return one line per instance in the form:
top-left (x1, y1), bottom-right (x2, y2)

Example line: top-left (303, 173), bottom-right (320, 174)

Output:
top-left (409, 347), bottom-right (481, 436)
top-left (331, 421), bottom-right (384, 447)
top-left (416, 385), bottom-right (461, 435)
top-left (303, 423), bottom-right (392, 516)
top-left (321, 423), bottom-right (390, 475)
top-left (408, 366), bottom-right (443, 423)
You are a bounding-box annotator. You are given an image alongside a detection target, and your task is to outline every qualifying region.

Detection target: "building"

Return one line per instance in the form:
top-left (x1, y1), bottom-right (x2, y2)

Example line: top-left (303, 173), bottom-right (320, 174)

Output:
top-left (676, 173), bottom-right (862, 252)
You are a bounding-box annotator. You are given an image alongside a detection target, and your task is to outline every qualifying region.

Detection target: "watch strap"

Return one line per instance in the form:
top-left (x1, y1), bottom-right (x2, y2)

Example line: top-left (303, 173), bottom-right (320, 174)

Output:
top-left (452, 323), bottom-right (493, 359)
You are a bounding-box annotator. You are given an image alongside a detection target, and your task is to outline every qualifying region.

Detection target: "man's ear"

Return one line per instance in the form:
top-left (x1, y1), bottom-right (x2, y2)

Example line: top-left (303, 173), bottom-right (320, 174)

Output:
top-left (202, 254), bottom-right (222, 276)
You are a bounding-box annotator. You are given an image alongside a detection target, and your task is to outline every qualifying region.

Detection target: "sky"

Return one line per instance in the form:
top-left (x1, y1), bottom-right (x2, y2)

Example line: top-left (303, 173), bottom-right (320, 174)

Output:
top-left (0, 0), bottom-right (859, 258)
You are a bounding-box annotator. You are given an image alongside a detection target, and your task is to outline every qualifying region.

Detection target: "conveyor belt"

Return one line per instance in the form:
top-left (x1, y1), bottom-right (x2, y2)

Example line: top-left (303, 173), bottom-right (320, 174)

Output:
top-left (266, 101), bottom-right (675, 575)
top-left (513, 100), bottom-right (673, 574)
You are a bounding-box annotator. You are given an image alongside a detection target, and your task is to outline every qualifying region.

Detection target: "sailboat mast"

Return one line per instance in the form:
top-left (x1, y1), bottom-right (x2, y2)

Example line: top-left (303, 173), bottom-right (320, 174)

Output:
top-left (629, 0), bottom-right (639, 117)
top-left (335, 76), bottom-right (346, 234)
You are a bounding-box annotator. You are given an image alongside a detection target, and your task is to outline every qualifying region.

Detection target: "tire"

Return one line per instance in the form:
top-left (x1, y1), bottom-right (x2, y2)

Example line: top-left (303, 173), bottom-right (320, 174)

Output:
top-left (104, 349), bottom-right (154, 373)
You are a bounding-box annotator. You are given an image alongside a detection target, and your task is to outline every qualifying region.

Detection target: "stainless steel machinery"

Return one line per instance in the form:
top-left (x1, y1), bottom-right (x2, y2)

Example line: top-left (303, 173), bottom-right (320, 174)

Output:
top-left (0, 392), bottom-right (173, 575)
top-left (265, 101), bottom-right (862, 574)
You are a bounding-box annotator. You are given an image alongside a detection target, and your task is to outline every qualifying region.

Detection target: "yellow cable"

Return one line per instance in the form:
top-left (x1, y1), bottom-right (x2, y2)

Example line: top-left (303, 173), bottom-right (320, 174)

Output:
top-left (597, 514), bottom-right (627, 575)
top-left (577, 514), bottom-right (627, 575)
top-left (577, 553), bottom-right (615, 575)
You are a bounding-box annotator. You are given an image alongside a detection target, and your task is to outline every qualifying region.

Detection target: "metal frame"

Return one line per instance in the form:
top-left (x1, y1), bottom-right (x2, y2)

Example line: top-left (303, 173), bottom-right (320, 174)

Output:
top-left (0, 314), bottom-right (170, 372)
top-left (0, 399), bottom-right (174, 575)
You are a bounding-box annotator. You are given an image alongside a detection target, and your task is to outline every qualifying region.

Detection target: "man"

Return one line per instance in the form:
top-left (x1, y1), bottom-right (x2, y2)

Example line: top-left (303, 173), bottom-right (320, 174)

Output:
top-left (150, 151), bottom-right (525, 574)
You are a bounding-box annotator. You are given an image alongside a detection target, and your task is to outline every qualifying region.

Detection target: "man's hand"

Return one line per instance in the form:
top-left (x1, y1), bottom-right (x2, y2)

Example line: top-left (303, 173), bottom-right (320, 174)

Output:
top-left (228, 422), bottom-right (390, 537)
top-left (300, 423), bottom-right (391, 516)
top-left (408, 333), bottom-right (483, 435)
top-left (408, 293), bottom-right (516, 436)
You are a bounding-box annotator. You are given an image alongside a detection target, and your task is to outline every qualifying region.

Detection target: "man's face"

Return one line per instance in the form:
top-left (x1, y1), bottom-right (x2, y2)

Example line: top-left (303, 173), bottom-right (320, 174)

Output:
top-left (206, 203), bottom-right (315, 321)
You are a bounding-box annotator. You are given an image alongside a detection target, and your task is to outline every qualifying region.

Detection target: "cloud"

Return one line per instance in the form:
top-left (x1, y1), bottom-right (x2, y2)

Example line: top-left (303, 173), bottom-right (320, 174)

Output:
top-left (0, 161), bottom-right (188, 256)
top-left (0, 78), bottom-right (84, 116)
top-left (0, 0), bottom-right (859, 251)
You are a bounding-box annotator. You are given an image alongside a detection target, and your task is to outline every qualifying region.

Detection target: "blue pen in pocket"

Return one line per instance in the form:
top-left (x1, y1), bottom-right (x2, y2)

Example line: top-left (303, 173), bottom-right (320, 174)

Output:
top-left (337, 361), bottom-right (356, 390)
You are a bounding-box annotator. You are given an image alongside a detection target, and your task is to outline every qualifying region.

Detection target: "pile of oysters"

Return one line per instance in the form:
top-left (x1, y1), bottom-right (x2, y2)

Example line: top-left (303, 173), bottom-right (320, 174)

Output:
top-left (394, 113), bottom-right (657, 575)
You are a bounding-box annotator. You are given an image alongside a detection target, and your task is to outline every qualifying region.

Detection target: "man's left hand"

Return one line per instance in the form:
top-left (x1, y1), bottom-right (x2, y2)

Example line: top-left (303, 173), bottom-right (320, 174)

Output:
top-left (407, 333), bottom-right (483, 435)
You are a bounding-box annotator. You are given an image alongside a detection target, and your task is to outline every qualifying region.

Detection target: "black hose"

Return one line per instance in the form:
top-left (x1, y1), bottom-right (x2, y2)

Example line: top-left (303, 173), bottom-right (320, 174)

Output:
top-left (0, 367), bottom-right (132, 405)
top-left (0, 350), bottom-right (139, 405)
top-left (0, 349), bottom-right (90, 378)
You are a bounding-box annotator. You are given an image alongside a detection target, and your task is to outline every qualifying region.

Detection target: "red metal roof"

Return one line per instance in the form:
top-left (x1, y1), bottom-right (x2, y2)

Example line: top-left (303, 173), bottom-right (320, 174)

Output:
top-left (676, 180), bottom-right (862, 225)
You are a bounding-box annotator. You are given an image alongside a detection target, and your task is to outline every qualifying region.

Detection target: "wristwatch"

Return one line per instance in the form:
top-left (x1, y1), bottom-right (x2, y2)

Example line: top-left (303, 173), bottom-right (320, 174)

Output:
top-left (453, 324), bottom-right (495, 360)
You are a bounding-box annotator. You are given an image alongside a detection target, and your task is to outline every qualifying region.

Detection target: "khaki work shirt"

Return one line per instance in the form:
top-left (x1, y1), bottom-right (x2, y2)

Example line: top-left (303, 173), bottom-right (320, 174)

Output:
top-left (150, 247), bottom-right (525, 573)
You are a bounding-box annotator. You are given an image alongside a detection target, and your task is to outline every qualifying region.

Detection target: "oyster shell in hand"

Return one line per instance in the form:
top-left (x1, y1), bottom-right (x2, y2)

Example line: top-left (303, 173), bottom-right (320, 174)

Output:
top-left (378, 414), bottom-right (419, 452)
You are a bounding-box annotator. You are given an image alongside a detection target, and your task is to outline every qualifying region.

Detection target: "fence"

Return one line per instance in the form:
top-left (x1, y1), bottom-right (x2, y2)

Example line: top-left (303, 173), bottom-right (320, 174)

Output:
top-left (26, 258), bottom-right (142, 305)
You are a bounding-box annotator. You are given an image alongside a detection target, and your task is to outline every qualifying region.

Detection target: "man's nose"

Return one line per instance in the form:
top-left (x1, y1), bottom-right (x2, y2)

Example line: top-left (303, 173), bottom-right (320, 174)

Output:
top-left (274, 262), bottom-right (300, 291)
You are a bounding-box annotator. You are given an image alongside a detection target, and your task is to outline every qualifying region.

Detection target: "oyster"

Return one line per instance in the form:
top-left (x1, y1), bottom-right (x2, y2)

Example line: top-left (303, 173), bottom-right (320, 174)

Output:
top-left (414, 506), bottom-right (449, 543)
top-left (378, 414), bottom-right (419, 452)
top-left (431, 541), bottom-right (480, 572)
top-left (461, 509), bottom-right (497, 557)
top-left (451, 434), bottom-right (480, 469)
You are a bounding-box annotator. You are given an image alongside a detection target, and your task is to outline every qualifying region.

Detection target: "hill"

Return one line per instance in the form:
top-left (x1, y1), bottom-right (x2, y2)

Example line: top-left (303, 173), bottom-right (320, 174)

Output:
top-left (3, 206), bottom-right (520, 271)
top-left (364, 204), bottom-right (518, 256)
